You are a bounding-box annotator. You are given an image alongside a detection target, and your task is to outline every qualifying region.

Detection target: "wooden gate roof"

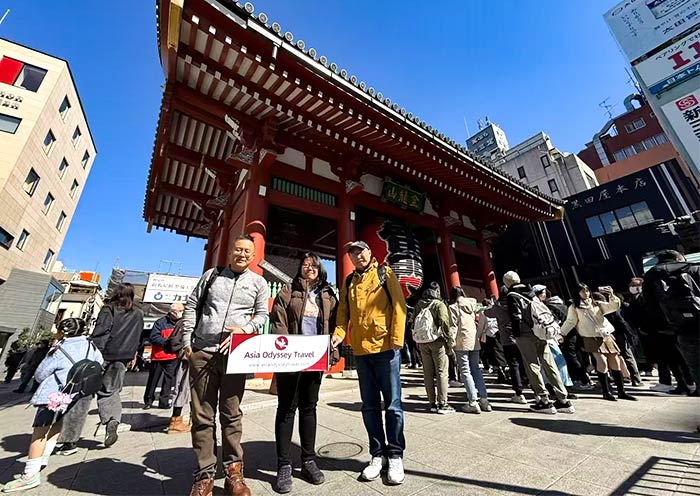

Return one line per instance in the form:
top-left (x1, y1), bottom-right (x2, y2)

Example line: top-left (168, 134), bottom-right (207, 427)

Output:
top-left (144, 0), bottom-right (565, 238)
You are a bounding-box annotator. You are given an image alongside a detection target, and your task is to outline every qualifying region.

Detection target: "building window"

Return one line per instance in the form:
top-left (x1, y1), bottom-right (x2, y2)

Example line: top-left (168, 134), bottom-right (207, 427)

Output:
top-left (72, 126), bottom-right (82, 146)
top-left (0, 113), bottom-right (21, 134)
top-left (0, 226), bottom-right (14, 250)
top-left (0, 57), bottom-right (47, 92)
top-left (81, 151), bottom-right (90, 169)
top-left (43, 129), bottom-right (56, 156)
top-left (614, 206), bottom-right (638, 230)
top-left (532, 185), bottom-right (540, 192)
top-left (599, 211), bottom-right (621, 234)
top-left (59, 96), bottom-right (71, 120)
top-left (548, 179), bottom-right (559, 193)
top-left (540, 155), bottom-right (551, 168)
top-left (586, 216), bottom-right (605, 238)
top-left (624, 118), bottom-right (646, 133)
top-left (42, 193), bottom-right (54, 215)
top-left (42, 249), bottom-right (55, 272)
top-left (56, 211), bottom-right (67, 232)
top-left (517, 166), bottom-right (526, 179)
top-left (58, 158), bottom-right (69, 179)
top-left (631, 201), bottom-right (654, 225)
top-left (70, 180), bottom-right (79, 198)
top-left (655, 133), bottom-right (668, 145)
top-left (16, 229), bottom-right (29, 251)
top-left (23, 168), bottom-right (40, 196)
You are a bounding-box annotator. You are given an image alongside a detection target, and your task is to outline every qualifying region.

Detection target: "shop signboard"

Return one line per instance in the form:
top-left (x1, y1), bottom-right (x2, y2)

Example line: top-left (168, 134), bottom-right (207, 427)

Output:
top-left (604, 0), bottom-right (700, 62)
top-left (636, 28), bottom-right (700, 93)
top-left (143, 273), bottom-right (200, 303)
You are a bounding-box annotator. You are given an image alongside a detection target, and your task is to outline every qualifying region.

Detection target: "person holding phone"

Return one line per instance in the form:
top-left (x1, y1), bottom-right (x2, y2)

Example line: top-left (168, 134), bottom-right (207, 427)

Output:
top-left (269, 252), bottom-right (338, 494)
top-left (560, 284), bottom-right (636, 401)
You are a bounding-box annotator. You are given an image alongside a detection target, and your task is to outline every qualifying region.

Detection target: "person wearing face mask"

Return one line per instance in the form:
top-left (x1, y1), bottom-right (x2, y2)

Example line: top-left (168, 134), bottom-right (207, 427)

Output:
top-left (269, 252), bottom-right (338, 493)
top-left (143, 302), bottom-right (185, 410)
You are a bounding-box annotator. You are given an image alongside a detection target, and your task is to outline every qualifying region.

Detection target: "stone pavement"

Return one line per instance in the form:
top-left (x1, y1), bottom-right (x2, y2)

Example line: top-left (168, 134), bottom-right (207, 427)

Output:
top-left (0, 369), bottom-right (698, 496)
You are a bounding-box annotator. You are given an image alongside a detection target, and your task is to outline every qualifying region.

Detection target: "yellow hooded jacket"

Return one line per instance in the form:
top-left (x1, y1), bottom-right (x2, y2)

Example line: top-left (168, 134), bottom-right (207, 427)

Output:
top-left (332, 259), bottom-right (407, 355)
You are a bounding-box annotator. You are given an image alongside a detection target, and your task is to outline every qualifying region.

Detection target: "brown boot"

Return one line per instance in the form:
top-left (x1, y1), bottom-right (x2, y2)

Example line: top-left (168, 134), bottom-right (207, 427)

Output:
top-left (224, 461), bottom-right (251, 496)
top-left (167, 416), bottom-right (191, 434)
top-left (189, 476), bottom-right (214, 496)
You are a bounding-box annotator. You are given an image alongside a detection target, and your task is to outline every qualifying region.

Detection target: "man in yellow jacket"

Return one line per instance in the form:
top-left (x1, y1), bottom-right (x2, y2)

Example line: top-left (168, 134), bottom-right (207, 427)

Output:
top-left (331, 241), bottom-right (407, 485)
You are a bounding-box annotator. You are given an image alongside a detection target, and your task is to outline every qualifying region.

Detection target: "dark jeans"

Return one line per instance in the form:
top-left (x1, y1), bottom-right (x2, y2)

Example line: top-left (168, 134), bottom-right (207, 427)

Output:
top-left (189, 349), bottom-right (246, 477)
top-left (482, 336), bottom-right (507, 370)
top-left (448, 352), bottom-right (458, 382)
top-left (275, 371), bottom-right (322, 468)
top-left (405, 331), bottom-right (422, 367)
top-left (144, 359), bottom-right (177, 406)
top-left (657, 334), bottom-right (694, 389)
top-left (4, 364), bottom-right (19, 383)
top-left (356, 349), bottom-right (405, 458)
top-left (97, 361), bottom-right (128, 424)
top-left (677, 333), bottom-right (699, 389)
top-left (561, 333), bottom-right (591, 385)
top-left (503, 344), bottom-right (525, 395)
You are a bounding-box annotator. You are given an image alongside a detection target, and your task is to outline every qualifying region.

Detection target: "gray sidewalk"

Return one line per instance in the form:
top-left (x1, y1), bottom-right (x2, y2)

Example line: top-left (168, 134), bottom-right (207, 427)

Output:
top-left (0, 369), bottom-right (698, 495)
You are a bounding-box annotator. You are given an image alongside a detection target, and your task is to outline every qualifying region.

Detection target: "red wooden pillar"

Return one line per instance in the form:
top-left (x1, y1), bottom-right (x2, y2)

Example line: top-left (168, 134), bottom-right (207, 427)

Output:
top-left (337, 192), bottom-right (355, 284)
top-left (438, 226), bottom-right (461, 291)
top-left (243, 165), bottom-right (271, 276)
top-left (203, 224), bottom-right (216, 271)
top-left (480, 234), bottom-right (499, 299)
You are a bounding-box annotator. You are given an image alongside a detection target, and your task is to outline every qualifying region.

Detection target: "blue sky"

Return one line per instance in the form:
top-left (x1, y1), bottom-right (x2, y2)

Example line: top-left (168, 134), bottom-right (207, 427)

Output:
top-left (0, 0), bottom-right (634, 279)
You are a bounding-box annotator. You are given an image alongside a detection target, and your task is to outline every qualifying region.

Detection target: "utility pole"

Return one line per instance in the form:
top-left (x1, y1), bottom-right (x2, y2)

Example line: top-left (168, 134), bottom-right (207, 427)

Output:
top-left (159, 259), bottom-right (182, 274)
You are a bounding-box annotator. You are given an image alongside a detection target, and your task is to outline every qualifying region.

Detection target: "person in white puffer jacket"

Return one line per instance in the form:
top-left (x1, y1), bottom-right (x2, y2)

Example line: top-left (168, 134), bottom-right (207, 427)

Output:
top-left (561, 283), bottom-right (636, 402)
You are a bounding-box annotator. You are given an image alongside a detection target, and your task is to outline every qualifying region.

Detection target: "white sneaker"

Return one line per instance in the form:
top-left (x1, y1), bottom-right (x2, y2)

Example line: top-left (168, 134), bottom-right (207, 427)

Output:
top-left (361, 456), bottom-right (385, 481)
top-left (117, 423), bottom-right (132, 433)
top-left (437, 404), bottom-right (455, 415)
top-left (461, 401), bottom-right (481, 414)
top-left (387, 457), bottom-right (405, 485)
top-left (448, 380), bottom-right (462, 388)
top-left (510, 394), bottom-right (528, 404)
top-left (478, 399), bottom-right (493, 412)
top-left (650, 383), bottom-right (673, 392)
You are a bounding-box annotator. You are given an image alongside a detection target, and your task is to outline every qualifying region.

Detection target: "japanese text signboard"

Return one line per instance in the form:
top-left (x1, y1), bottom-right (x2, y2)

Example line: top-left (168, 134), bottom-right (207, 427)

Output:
top-left (604, 0), bottom-right (700, 62)
top-left (382, 181), bottom-right (426, 213)
top-left (636, 28), bottom-right (700, 93)
top-left (660, 89), bottom-right (700, 158)
top-left (226, 334), bottom-right (330, 374)
top-left (143, 274), bottom-right (200, 303)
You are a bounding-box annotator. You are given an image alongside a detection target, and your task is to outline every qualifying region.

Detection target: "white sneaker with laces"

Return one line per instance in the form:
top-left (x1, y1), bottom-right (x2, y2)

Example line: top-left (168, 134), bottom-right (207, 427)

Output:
top-left (387, 457), bottom-right (405, 485)
top-left (650, 383), bottom-right (673, 392)
top-left (361, 456), bottom-right (385, 481)
top-left (448, 380), bottom-right (462, 388)
top-left (510, 394), bottom-right (528, 404)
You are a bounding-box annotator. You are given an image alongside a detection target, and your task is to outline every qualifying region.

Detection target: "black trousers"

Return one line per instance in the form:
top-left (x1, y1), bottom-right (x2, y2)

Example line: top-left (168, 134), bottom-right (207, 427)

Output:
top-left (482, 336), bottom-right (508, 370)
top-left (275, 371), bottom-right (322, 468)
top-left (144, 359), bottom-right (177, 406)
top-left (4, 364), bottom-right (19, 383)
top-left (503, 344), bottom-right (525, 395)
top-left (656, 334), bottom-right (694, 389)
top-left (405, 330), bottom-right (422, 367)
top-left (561, 333), bottom-right (591, 385)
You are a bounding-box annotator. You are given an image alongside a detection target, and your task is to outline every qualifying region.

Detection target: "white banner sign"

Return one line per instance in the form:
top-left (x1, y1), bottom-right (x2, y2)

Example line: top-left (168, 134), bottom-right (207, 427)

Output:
top-left (636, 28), bottom-right (700, 93)
top-left (143, 273), bottom-right (200, 303)
top-left (604, 0), bottom-right (700, 62)
top-left (226, 334), bottom-right (330, 374)
top-left (661, 89), bottom-right (700, 163)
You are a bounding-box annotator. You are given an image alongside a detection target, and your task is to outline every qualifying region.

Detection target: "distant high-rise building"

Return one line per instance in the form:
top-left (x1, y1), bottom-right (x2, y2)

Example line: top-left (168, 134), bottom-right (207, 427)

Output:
top-left (0, 39), bottom-right (96, 282)
top-left (466, 118), bottom-right (509, 159)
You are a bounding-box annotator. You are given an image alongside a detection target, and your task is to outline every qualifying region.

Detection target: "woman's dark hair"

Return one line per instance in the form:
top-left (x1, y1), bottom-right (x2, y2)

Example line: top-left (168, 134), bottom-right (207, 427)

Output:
top-left (572, 283), bottom-right (591, 308)
top-left (450, 286), bottom-right (464, 303)
top-left (296, 252), bottom-right (328, 289)
top-left (58, 318), bottom-right (86, 337)
top-left (545, 289), bottom-right (553, 299)
top-left (109, 283), bottom-right (135, 311)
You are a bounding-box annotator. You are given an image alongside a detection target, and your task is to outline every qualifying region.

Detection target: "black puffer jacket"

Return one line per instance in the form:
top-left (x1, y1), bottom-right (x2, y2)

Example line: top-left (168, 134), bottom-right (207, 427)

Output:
top-left (92, 305), bottom-right (144, 361)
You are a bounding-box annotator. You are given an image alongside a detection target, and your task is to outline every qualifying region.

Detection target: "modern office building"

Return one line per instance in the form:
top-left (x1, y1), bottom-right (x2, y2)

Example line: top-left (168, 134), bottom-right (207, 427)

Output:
top-left (494, 132), bottom-right (599, 199)
top-left (466, 119), bottom-right (509, 159)
top-left (0, 39), bottom-right (96, 282)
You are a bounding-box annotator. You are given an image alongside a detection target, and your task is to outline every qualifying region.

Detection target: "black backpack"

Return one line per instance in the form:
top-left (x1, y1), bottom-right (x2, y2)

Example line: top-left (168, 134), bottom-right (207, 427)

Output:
top-left (163, 319), bottom-right (185, 355)
top-left (56, 341), bottom-right (103, 399)
top-left (345, 264), bottom-right (392, 306)
top-left (660, 265), bottom-right (700, 331)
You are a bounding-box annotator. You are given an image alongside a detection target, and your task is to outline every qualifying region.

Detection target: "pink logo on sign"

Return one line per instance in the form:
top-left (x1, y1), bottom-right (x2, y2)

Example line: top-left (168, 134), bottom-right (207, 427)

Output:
top-left (274, 336), bottom-right (289, 351)
top-left (676, 95), bottom-right (698, 111)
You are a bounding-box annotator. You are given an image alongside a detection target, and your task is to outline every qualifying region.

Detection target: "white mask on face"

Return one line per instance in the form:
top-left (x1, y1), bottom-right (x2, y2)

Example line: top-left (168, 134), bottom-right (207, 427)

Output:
top-left (629, 286), bottom-right (642, 295)
top-left (174, 311), bottom-right (183, 319)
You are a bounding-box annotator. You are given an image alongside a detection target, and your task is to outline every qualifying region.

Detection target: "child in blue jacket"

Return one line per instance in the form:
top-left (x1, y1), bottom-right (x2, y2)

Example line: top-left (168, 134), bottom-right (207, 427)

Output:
top-left (2, 318), bottom-right (103, 493)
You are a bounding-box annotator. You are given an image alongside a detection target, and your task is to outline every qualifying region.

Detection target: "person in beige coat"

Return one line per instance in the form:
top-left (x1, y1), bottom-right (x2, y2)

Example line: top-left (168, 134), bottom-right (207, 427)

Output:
top-left (449, 287), bottom-right (492, 414)
top-left (561, 283), bottom-right (636, 402)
